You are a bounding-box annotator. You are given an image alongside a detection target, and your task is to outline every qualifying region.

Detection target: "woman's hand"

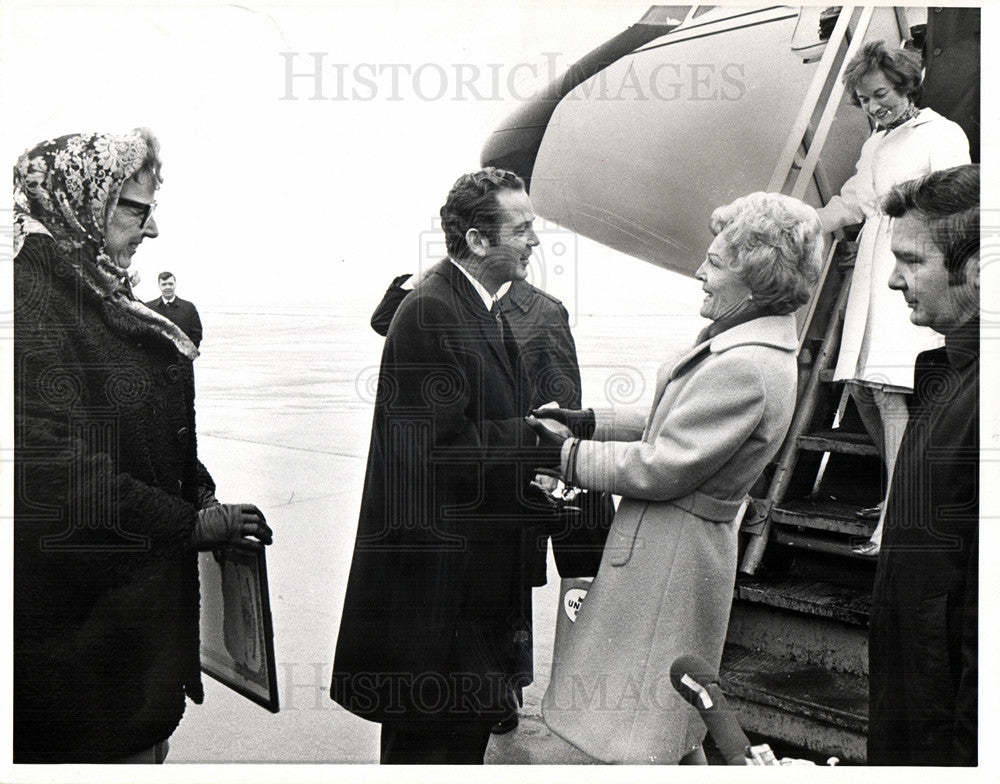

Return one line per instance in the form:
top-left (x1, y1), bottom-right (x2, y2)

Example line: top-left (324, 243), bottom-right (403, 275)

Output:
top-left (191, 503), bottom-right (273, 549)
top-left (526, 415), bottom-right (572, 446)
top-left (528, 407), bottom-right (595, 438)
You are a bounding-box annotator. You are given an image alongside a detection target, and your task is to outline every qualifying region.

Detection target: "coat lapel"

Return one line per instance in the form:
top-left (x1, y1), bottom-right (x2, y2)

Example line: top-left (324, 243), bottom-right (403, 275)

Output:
top-left (642, 315), bottom-right (797, 439)
top-left (440, 261), bottom-right (519, 379)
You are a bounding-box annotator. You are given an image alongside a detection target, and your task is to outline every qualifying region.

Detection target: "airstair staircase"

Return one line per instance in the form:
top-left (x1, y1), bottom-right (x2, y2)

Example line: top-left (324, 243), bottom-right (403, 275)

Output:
top-left (716, 5), bottom-right (902, 763)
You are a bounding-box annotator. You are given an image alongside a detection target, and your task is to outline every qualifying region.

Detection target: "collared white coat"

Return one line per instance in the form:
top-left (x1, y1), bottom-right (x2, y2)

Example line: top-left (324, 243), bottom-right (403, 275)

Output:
top-left (542, 314), bottom-right (799, 763)
top-left (817, 107), bottom-right (969, 389)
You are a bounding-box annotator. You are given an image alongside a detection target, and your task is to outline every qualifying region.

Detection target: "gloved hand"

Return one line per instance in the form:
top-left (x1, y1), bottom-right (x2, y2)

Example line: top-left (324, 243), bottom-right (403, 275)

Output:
top-left (529, 407), bottom-right (595, 439)
top-left (191, 503), bottom-right (272, 550)
top-left (525, 415), bottom-right (572, 446)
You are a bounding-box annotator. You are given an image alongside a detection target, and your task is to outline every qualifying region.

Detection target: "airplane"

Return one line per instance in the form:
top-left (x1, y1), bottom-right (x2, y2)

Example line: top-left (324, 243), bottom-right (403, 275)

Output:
top-left (481, 4), bottom-right (980, 763)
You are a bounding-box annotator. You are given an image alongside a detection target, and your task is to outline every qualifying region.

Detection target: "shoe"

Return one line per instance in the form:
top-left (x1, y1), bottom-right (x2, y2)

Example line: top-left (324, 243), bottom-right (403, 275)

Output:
top-left (855, 504), bottom-right (883, 520)
top-left (852, 540), bottom-right (880, 557)
top-left (491, 711), bottom-right (519, 735)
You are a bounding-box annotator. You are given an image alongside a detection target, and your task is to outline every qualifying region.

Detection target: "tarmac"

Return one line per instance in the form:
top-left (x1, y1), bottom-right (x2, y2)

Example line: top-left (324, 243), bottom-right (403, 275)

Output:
top-left (166, 311), bottom-right (581, 766)
top-left (169, 423), bottom-right (580, 766)
top-left (156, 310), bottom-right (784, 773)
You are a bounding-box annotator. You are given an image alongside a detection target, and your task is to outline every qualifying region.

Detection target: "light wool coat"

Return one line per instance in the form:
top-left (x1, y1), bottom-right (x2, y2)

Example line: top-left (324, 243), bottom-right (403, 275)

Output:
top-left (816, 107), bottom-right (969, 389)
top-left (542, 315), bottom-right (798, 763)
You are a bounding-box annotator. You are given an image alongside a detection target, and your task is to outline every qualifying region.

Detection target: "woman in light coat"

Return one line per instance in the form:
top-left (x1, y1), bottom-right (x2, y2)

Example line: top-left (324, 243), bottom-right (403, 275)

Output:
top-left (527, 192), bottom-right (823, 764)
top-left (815, 41), bottom-right (970, 555)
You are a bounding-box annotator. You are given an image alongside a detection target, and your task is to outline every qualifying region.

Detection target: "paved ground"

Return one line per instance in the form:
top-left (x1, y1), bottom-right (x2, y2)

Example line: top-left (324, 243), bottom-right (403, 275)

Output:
top-left (157, 310), bottom-right (803, 774)
top-left (168, 400), bottom-right (572, 766)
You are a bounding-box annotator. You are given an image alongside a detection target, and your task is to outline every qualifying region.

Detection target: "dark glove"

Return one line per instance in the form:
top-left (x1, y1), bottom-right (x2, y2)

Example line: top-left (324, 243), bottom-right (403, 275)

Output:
top-left (525, 415), bottom-right (571, 447)
top-left (529, 407), bottom-right (595, 439)
top-left (191, 503), bottom-right (273, 550)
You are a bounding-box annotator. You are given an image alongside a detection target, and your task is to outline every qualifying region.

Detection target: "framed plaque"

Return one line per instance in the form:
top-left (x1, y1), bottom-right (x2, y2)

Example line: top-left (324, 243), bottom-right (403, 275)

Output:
top-left (198, 540), bottom-right (279, 712)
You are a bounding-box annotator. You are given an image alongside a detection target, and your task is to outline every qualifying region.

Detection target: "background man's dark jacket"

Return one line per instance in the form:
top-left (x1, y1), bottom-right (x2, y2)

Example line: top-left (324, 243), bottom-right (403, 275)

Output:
top-left (332, 261), bottom-right (557, 722)
top-left (867, 319), bottom-right (978, 765)
top-left (372, 266), bottom-right (583, 408)
top-left (146, 295), bottom-right (203, 347)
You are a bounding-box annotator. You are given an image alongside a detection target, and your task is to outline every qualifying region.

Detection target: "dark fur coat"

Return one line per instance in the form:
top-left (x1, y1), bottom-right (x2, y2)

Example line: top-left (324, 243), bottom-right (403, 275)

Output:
top-left (14, 234), bottom-right (208, 762)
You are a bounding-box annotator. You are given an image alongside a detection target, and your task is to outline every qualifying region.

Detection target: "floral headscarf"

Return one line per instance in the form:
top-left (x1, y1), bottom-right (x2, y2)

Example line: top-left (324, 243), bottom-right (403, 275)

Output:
top-left (13, 130), bottom-right (199, 359)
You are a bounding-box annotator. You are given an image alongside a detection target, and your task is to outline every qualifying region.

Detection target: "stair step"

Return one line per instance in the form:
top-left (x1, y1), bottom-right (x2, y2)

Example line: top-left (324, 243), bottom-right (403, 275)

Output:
top-left (797, 430), bottom-right (878, 456)
top-left (735, 575), bottom-right (871, 626)
top-left (770, 528), bottom-right (880, 561)
top-left (772, 497), bottom-right (877, 537)
top-left (720, 644), bottom-right (867, 762)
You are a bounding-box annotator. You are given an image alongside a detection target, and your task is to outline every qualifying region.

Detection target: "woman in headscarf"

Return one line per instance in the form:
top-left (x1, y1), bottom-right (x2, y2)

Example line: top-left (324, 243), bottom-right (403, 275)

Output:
top-left (13, 129), bottom-right (273, 763)
top-left (527, 192), bottom-right (823, 764)
top-left (815, 40), bottom-right (970, 555)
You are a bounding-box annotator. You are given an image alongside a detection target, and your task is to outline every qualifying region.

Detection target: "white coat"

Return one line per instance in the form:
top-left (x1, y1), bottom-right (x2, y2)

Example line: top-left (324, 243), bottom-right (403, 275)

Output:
top-left (541, 315), bottom-right (798, 763)
top-left (816, 107), bottom-right (969, 389)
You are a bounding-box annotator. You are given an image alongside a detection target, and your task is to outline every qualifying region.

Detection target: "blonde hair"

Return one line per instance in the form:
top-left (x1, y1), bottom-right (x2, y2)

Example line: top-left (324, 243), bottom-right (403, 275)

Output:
top-left (709, 192), bottom-right (823, 315)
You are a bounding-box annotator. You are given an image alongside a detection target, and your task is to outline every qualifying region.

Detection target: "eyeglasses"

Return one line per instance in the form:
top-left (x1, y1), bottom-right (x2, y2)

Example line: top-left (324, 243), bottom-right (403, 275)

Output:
top-left (116, 197), bottom-right (157, 230)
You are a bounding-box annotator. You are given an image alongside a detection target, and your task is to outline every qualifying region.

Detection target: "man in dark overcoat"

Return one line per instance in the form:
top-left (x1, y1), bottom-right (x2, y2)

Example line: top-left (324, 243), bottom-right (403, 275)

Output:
top-left (330, 168), bottom-right (560, 763)
top-left (868, 164), bottom-right (980, 765)
top-left (371, 265), bottom-right (584, 413)
top-left (146, 271), bottom-right (204, 347)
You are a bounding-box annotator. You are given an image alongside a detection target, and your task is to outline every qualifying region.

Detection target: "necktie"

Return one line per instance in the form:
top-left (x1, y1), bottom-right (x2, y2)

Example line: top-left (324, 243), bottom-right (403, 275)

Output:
top-left (490, 298), bottom-right (521, 371)
top-left (489, 297), bottom-right (505, 341)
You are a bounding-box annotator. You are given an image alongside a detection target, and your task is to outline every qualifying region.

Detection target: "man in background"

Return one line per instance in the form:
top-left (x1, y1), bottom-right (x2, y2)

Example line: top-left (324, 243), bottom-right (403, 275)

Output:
top-left (868, 163), bottom-right (979, 765)
top-left (147, 271), bottom-right (203, 347)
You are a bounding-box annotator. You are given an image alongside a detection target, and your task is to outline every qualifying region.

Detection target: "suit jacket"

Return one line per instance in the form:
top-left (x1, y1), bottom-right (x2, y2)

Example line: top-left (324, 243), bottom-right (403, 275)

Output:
top-left (145, 295), bottom-right (203, 347)
top-left (331, 261), bottom-right (557, 722)
top-left (868, 319), bottom-right (978, 766)
top-left (542, 315), bottom-right (799, 763)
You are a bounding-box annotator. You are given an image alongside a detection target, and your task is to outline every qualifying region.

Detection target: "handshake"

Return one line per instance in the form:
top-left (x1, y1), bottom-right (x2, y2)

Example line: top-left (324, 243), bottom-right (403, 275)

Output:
top-left (525, 405), bottom-right (596, 511)
top-left (524, 405), bottom-right (595, 446)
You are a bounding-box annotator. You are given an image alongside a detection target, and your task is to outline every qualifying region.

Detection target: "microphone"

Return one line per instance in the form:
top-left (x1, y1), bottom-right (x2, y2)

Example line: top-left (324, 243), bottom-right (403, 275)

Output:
top-left (669, 654), bottom-right (751, 766)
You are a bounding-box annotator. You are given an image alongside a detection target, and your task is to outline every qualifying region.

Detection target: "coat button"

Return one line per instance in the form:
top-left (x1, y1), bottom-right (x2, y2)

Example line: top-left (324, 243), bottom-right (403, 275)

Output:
top-left (164, 364), bottom-right (181, 382)
top-left (176, 426), bottom-right (189, 443)
top-left (932, 47), bottom-right (942, 56)
top-left (177, 479), bottom-right (183, 491)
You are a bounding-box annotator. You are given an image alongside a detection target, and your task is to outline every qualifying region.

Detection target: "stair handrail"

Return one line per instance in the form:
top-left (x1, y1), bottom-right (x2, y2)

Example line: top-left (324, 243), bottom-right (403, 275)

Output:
top-left (740, 242), bottom-right (854, 574)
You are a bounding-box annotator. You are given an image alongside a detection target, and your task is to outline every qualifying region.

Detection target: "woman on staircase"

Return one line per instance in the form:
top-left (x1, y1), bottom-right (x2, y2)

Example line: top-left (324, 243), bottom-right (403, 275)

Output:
top-left (814, 40), bottom-right (970, 556)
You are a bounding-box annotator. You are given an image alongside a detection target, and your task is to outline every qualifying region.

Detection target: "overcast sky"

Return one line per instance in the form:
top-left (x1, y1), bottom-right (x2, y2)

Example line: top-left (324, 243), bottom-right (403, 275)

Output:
top-left (3, 0), bottom-right (707, 317)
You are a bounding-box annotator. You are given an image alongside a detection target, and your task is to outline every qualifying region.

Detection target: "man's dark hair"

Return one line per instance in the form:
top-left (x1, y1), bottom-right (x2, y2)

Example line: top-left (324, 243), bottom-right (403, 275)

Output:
top-left (158, 271), bottom-right (175, 282)
top-left (440, 167), bottom-right (526, 260)
top-left (883, 164), bottom-right (979, 284)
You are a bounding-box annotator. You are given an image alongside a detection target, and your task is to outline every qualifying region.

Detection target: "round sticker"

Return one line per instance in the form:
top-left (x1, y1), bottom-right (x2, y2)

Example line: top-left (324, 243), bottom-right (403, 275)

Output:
top-left (563, 588), bottom-right (588, 622)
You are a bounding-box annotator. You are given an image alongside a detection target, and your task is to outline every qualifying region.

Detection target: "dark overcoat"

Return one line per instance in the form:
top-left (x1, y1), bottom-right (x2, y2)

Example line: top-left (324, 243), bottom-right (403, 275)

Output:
top-left (145, 295), bottom-right (204, 347)
top-left (369, 263), bottom-right (592, 584)
top-left (14, 235), bottom-right (207, 762)
top-left (868, 320), bottom-right (979, 766)
top-left (331, 261), bottom-right (555, 722)
top-left (370, 265), bottom-right (583, 407)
